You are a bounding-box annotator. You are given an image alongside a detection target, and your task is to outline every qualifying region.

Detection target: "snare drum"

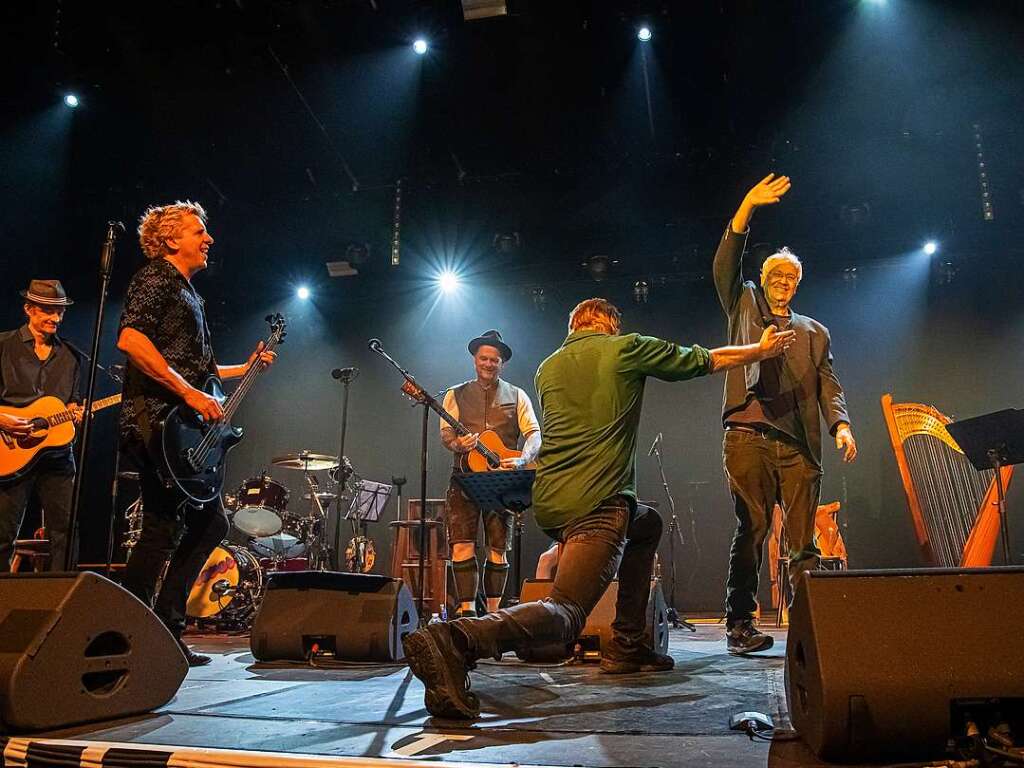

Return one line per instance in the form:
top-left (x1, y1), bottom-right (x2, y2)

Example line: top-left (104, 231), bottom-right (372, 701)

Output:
top-left (186, 544), bottom-right (264, 622)
top-left (232, 475), bottom-right (289, 537)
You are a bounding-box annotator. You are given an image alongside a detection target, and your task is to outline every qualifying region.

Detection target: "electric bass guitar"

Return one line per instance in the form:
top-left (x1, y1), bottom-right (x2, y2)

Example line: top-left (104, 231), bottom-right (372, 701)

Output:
top-left (159, 313), bottom-right (286, 504)
top-left (0, 394), bottom-right (123, 480)
top-left (400, 379), bottom-right (531, 472)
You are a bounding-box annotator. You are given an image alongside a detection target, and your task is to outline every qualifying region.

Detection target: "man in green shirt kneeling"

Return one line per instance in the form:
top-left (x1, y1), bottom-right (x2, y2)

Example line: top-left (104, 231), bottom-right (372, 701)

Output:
top-left (403, 298), bottom-right (794, 719)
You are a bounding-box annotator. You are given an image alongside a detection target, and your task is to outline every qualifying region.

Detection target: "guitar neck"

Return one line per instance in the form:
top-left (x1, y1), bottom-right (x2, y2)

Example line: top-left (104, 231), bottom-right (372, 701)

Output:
top-left (222, 334), bottom-right (280, 421)
top-left (47, 394), bottom-right (123, 427)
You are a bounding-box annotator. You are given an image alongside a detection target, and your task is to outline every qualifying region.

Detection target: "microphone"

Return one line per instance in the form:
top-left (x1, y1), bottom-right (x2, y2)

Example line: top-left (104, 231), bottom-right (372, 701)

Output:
top-left (367, 338), bottom-right (382, 353)
top-left (211, 579), bottom-right (234, 596)
top-left (648, 432), bottom-right (663, 457)
top-left (331, 366), bottom-right (359, 382)
top-left (100, 221), bottom-right (126, 277)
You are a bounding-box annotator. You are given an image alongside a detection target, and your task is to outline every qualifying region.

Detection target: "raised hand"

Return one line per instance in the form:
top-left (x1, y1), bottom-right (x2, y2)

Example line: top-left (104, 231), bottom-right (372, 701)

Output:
top-left (732, 173), bottom-right (792, 233)
top-left (743, 173), bottom-right (791, 207)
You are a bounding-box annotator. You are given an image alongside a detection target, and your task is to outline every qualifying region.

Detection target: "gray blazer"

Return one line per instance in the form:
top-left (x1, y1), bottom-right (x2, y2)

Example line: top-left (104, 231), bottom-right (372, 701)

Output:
top-left (712, 225), bottom-right (850, 468)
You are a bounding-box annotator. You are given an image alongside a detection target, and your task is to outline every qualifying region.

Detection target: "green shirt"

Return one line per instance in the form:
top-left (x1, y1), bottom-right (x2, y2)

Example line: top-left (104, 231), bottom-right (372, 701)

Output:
top-left (532, 330), bottom-right (711, 531)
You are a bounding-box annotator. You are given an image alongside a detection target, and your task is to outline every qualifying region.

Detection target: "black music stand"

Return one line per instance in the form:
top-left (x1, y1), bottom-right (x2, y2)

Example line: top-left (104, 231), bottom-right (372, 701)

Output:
top-left (453, 470), bottom-right (535, 604)
top-left (344, 480), bottom-right (392, 573)
top-left (947, 409), bottom-right (1024, 565)
top-left (345, 480), bottom-right (392, 524)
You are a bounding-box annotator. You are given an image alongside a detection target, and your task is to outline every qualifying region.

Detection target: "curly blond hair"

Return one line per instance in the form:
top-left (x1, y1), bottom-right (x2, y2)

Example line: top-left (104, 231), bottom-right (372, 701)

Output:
top-left (137, 200), bottom-right (208, 260)
top-left (568, 298), bottom-right (622, 336)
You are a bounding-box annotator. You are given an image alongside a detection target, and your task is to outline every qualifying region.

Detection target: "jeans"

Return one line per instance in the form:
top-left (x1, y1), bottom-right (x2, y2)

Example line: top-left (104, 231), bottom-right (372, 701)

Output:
top-left (0, 452), bottom-right (75, 571)
top-left (722, 428), bottom-right (821, 623)
top-left (454, 496), bottom-right (663, 660)
top-left (120, 442), bottom-right (229, 638)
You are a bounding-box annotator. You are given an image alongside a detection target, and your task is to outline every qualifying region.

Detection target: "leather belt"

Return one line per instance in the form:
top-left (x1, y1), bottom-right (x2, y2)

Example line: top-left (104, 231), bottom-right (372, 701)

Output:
top-left (725, 424), bottom-right (792, 443)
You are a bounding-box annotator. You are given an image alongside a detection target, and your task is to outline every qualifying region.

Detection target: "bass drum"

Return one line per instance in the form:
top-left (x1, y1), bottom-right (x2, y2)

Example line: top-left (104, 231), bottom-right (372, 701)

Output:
top-left (186, 544), bottom-right (265, 624)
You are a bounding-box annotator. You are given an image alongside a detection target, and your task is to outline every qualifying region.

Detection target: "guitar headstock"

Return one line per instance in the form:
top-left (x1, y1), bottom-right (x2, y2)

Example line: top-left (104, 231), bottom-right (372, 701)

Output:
top-left (265, 313), bottom-right (288, 344)
top-left (401, 379), bottom-right (428, 404)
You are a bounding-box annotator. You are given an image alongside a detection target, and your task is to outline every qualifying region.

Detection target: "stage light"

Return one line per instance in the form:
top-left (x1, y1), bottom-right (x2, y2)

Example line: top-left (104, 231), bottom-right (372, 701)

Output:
top-left (923, 241), bottom-right (938, 255)
top-left (413, 39), bottom-right (428, 55)
top-left (296, 285), bottom-right (311, 300)
top-left (438, 270), bottom-right (459, 294)
top-left (64, 93), bottom-right (79, 108)
top-left (633, 280), bottom-right (650, 304)
top-left (637, 26), bottom-right (652, 42)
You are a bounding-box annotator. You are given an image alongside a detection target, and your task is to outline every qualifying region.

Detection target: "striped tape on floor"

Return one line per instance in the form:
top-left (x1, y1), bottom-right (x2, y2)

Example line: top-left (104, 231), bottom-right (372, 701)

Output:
top-left (1, 738), bottom-right (551, 768)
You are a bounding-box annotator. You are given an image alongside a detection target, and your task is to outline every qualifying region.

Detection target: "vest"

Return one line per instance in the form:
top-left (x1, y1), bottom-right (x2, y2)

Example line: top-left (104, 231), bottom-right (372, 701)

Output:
top-left (450, 378), bottom-right (522, 469)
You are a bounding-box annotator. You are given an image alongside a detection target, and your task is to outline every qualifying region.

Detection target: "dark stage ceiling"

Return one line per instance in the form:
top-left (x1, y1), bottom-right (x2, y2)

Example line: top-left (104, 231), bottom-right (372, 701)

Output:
top-left (2, 0), bottom-right (1023, 303)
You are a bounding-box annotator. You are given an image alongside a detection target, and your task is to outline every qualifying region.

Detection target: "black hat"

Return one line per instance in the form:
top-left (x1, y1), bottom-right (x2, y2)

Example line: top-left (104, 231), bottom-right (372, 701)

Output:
top-left (468, 329), bottom-right (512, 362)
top-left (20, 279), bottom-right (74, 306)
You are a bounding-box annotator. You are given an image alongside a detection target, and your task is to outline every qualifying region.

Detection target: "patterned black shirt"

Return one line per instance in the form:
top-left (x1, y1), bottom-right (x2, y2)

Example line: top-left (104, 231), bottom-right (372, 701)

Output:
top-left (118, 258), bottom-right (217, 447)
top-left (0, 325), bottom-right (81, 407)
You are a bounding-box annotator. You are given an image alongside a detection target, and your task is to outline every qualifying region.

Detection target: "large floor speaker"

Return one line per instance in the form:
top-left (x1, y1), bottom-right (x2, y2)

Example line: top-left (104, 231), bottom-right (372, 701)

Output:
top-left (250, 571), bottom-right (418, 662)
top-left (0, 572), bottom-right (187, 732)
top-left (516, 578), bottom-right (669, 661)
top-left (786, 567), bottom-right (1024, 761)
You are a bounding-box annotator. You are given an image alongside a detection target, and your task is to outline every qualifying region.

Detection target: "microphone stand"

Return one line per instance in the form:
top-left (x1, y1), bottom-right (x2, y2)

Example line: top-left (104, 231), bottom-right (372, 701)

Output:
top-left (331, 367), bottom-right (358, 571)
top-left (101, 364), bottom-right (126, 577)
top-left (368, 339), bottom-right (432, 626)
top-left (67, 221), bottom-right (124, 571)
top-left (651, 436), bottom-right (696, 632)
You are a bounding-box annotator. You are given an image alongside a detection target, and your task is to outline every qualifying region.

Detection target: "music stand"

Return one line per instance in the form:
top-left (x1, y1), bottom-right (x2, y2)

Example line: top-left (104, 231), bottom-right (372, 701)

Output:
top-left (344, 480), bottom-right (392, 573)
top-left (346, 480), bottom-right (392, 524)
top-left (453, 470), bottom-right (535, 605)
top-left (947, 409), bottom-right (1024, 565)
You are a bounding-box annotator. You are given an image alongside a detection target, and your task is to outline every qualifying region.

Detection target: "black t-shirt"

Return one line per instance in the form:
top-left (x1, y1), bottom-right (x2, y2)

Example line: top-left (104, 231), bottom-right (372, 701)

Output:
top-left (118, 258), bottom-right (217, 447)
top-left (0, 325), bottom-right (81, 407)
top-left (725, 312), bottom-right (803, 442)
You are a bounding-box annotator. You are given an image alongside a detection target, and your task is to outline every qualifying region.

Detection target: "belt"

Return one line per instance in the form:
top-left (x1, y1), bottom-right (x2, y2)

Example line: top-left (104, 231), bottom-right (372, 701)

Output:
top-left (725, 424), bottom-right (792, 443)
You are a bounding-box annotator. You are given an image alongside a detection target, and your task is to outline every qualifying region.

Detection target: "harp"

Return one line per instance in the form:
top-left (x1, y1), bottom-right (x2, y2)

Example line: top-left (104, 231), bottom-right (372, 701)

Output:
top-left (881, 393), bottom-right (1013, 567)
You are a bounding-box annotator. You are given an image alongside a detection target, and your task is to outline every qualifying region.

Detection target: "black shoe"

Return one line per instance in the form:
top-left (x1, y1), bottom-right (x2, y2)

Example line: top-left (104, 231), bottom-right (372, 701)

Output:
top-left (726, 620), bottom-right (774, 655)
top-left (176, 637), bottom-right (212, 667)
top-left (402, 623), bottom-right (480, 719)
top-left (599, 647), bottom-right (675, 675)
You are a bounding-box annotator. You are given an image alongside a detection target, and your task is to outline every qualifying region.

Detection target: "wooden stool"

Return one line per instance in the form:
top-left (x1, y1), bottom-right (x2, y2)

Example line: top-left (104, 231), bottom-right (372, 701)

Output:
top-left (11, 538), bottom-right (51, 572)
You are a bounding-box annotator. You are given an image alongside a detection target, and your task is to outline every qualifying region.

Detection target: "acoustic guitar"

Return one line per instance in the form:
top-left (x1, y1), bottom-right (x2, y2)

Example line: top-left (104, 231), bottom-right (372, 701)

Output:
top-left (400, 379), bottom-right (531, 472)
top-left (0, 394), bottom-right (122, 480)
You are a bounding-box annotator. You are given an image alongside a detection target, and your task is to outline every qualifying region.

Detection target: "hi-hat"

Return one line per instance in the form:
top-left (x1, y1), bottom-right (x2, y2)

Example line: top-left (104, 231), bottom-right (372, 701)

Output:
top-left (271, 451), bottom-right (340, 471)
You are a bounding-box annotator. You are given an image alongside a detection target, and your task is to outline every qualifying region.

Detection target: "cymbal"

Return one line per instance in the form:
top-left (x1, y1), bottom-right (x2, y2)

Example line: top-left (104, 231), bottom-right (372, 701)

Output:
top-left (271, 451), bottom-right (340, 471)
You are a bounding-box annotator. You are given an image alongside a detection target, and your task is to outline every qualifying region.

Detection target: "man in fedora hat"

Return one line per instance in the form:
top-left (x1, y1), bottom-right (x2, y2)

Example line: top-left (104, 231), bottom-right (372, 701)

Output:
top-left (0, 279), bottom-right (83, 572)
top-left (439, 329), bottom-right (541, 617)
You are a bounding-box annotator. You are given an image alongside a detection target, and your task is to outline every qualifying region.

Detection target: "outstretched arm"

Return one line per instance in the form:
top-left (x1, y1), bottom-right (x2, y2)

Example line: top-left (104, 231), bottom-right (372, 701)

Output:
top-left (708, 325), bottom-right (795, 374)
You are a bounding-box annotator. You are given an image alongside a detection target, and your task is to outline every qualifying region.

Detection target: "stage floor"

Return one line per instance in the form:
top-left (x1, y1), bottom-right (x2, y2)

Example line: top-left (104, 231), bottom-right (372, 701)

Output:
top-left (31, 625), bottom-right (844, 768)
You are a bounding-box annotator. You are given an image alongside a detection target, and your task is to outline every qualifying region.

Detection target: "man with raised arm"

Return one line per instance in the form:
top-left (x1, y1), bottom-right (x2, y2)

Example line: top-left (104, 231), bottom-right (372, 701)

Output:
top-left (713, 174), bottom-right (856, 655)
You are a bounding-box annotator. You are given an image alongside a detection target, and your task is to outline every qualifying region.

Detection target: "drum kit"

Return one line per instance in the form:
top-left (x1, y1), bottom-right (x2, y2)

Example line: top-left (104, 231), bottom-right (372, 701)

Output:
top-left (124, 450), bottom-right (378, 632)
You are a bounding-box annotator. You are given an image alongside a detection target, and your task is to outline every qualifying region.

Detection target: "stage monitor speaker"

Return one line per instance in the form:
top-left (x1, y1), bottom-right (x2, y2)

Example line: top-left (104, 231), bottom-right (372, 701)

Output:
top-left (786, 567), bottom-right (1024, 762)
top-left (250, 571), bottom-right (418, 662)
top-left (516, 578), bottom-right (668, 662)
top-left (0, 571), bottom-right (187, 732)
